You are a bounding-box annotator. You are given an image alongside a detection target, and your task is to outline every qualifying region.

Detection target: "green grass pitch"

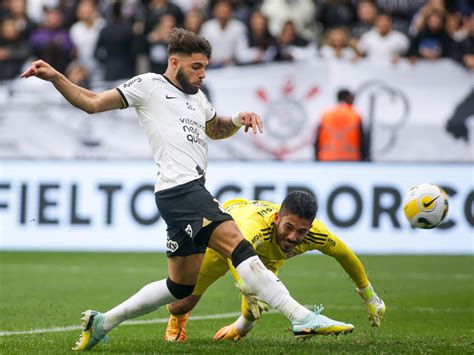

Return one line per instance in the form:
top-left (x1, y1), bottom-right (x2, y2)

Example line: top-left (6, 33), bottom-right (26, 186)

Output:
top-left (0, 252), bottom-right (473, 354)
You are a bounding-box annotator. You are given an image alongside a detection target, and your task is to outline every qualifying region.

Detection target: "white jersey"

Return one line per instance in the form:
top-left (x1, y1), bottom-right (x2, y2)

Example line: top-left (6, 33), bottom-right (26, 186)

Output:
top-left (117, 73), bottom-right (216, 192)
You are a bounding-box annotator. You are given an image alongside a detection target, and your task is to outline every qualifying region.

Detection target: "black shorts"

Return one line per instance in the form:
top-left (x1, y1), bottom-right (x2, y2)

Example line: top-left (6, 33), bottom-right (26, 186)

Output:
top-left (155, 177), bottom-right (233, 257)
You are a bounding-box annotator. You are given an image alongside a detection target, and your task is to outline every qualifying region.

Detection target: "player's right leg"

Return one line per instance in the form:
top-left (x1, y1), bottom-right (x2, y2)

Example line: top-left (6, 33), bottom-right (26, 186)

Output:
top-left (208, 221), bottom-right (354, 338)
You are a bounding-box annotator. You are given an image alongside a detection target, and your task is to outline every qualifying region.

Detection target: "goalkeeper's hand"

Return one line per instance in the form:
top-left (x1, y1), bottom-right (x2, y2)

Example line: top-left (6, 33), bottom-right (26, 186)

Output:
top-left (356, 283), bottom-right (386, 327)
top-left (235, 282), bottom-right (269, 320)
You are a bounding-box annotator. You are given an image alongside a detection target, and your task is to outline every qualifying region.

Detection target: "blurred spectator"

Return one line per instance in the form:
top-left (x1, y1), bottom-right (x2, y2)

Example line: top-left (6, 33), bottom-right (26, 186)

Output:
top-left (0, 17), bottom-right (31, 80)
top-left (70, 0), bottom-right (105, 81)
top-left (173, 0), bottom-right (207, 13)
top-left (145, 0), bottom-right (184, 35)
top-left (357, 13), bottom-right (409, 64)
top-left (200, 0), bottom-right (247, 68)
top-left (316, 0), bottom-right (356, 33)
top-left (320, 27), bottom-right (357, 61)
top-left (235, 9), bottom-right (278, 65)
top-left (3, 0), bottom-right (37, 41)
top-left (146, 13), bottom-right (176, 74)
top-left (446, 12), bottom-right (468, 42)
top-left (457, 13), bottom-right (474, 69)
top-left (374, 0), bottom-right (426, 34)
top-left (275, 20), bottom-right (317, 62)
top-left (28, 6), bottom-right (74, 74)
top-left (184, 9), bottom-right (205, 34)
top-left (261, 0), bottom-right (315, 41)
top-left (351, 0), bottom-right (377, 40)
top-left (95, 0), bottom-right (137, 81)
top-left (65, 61), bottom-right (90, 88)
top-left (314, 89), bottom-right (369, 161)
top-left (409, 0), bottom-right (446, 36)
top-left (407, 9), bottom-right (459, 62)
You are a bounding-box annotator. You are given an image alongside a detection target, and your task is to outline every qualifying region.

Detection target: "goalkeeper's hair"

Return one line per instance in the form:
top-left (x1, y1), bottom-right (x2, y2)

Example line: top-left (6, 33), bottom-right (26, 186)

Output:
top-left (280, 191), bottom-right (317, 221)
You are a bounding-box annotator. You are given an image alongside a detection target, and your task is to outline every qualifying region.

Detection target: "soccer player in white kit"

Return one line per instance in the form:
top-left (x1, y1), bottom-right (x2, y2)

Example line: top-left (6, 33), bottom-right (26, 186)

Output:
top-left (21, 28), bottom-right (354, 351)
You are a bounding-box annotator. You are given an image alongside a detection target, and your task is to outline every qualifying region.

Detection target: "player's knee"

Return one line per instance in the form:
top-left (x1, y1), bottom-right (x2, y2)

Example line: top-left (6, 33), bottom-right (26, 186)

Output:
top-left (231, 239), bottom-right (257, 268)
top-left (168, 295), bottom-right (201, 315)
top-left (166, 278), bottom-right (195, 299)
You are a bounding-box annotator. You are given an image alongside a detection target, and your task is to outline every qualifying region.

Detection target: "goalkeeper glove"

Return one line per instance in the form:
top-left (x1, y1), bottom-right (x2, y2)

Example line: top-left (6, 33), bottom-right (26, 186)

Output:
top-left (235, 281), bottom-right (269, 320)
top-left (356, 283), bottom-right (386, 327)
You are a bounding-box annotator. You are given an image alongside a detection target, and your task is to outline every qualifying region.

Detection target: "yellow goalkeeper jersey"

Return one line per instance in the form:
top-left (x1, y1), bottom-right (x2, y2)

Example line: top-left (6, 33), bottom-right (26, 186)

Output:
top-left (223, 198), bottom-right (343, 273)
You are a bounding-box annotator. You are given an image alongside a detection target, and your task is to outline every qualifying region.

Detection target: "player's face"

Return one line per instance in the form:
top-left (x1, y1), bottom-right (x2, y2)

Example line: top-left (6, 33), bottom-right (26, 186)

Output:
top-left (176, 53), bottom-right (208, 94)
top-left (274, 213), bottom-right (312, 252)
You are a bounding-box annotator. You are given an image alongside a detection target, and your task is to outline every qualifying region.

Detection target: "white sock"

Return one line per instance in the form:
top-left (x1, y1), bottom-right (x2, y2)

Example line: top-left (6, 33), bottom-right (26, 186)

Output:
top-left (235, 315), bottom-right (256, 335)
top-left (235, 256), bottom-right (311, 322)
top-left (103, 279), bottom-right (177, 332)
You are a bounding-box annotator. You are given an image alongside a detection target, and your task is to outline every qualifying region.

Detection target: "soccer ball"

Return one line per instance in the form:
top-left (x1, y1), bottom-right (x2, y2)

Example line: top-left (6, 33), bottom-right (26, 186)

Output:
top-left (403, 183), bottom-right (449, 229)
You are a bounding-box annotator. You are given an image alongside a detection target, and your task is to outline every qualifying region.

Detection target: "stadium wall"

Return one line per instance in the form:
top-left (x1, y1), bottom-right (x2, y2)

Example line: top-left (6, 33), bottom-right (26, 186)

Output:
top-left (1, 160), bottom-right (472, 254)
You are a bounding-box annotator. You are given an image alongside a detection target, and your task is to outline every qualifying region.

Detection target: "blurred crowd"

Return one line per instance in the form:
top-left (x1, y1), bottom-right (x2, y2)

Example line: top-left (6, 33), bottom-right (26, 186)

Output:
top-left (0, 0), bottom-right (473, 83)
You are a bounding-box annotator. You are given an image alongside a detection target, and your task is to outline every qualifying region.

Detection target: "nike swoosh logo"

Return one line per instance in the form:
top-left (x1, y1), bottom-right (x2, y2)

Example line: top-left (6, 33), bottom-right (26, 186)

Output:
top-left (423, 195), bottom-right (440, 208)
top-left (166, 95), bottom-right (177, 99)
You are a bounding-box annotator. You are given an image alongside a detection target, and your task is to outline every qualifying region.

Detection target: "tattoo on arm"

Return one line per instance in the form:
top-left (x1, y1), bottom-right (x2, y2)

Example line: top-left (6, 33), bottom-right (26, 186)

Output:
top-left (206, 116), bottom-right (240, 140)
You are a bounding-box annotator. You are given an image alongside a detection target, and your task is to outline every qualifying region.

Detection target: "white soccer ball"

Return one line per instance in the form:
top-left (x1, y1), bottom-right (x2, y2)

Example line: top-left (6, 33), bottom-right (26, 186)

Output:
top-left (403, 183), bottom-right (449, 229)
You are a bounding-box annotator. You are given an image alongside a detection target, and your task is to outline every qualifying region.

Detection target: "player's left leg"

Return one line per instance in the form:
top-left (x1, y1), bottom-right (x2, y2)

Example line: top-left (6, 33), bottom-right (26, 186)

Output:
top-left (73, 253), bottom-right (203, 351)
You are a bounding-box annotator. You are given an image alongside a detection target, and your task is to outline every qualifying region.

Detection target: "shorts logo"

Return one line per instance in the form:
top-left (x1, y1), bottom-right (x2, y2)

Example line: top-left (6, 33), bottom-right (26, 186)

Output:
top-left (213, 198), bottom-right (226, 213)
top-left (185, 224), bottom-right (193, 238)
top-left (167, 237), bottom-right (179, 253)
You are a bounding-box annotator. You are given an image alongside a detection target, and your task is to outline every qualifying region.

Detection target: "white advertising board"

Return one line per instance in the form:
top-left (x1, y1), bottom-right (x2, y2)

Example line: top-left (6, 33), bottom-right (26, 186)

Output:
top-left (0, 161), bottom-right (472, 254)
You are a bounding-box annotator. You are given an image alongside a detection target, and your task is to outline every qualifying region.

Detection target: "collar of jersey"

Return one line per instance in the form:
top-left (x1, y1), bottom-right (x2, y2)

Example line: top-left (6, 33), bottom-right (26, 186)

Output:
top-left (161, 74), bottom-right (196, 96)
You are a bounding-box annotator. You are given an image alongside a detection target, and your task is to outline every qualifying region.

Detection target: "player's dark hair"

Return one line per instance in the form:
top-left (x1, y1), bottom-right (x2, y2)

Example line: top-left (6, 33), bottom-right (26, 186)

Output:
top-left (167, 28), bottom-right (212, 59)
top-left (280, 191), bottom-right (317, 221)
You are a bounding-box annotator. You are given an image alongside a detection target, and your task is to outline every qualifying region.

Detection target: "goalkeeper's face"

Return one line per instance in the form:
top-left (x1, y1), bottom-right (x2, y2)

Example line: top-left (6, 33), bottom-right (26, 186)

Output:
top-left (274, 213), bottom-right (313, 252)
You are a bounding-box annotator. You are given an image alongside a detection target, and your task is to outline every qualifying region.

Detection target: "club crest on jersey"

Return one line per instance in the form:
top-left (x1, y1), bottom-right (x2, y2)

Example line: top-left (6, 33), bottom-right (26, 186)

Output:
top-left (166, 237), bottom-right (179, 253)
top-left (186, 102), bottom-right (196, 111)
top-left (185, 224), bottom-right (193, 238)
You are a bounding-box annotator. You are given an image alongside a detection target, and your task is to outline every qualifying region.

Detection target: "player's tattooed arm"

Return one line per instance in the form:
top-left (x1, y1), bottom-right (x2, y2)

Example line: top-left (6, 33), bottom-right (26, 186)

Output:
top-left (205, 116), bottom-right (240, 140)
top-left (205, 112), bottom-right (264, 139)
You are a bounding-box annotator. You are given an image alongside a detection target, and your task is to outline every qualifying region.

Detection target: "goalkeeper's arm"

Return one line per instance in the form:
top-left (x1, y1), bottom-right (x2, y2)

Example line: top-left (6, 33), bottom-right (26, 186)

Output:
top-left (319, 233), bottom-right (386, 327)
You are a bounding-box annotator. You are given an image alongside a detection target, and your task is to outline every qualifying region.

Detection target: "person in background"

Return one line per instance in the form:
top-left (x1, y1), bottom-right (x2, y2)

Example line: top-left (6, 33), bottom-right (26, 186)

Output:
top-left (235, 9), bottom-right (278, 65)
top-left (3, 0), bottom-right (37, 41)
top-left (147, 13), bottom-right (177, 74)
top-left (357, 12), bottom-right (409, 64)
top-left (319, 27), bottom-right (357, 61)
top-left (261, 0), bottom-right (316, 41)
top-left (275, 20), bottom-right (317, 62)
top-left (457, 13), bottom-right (474, 69)
top-left (70, 0), bottom-right (105, 82)
top-left (28, 6), bottom-right (74, 74)
top-left (184, 9), bottom-right (205, 34)
top-left (200, 0), bottom-right (247, 68)
top-left (316, 0), bottom-right (356, 33)
top-left (407, 9), bottom-right (459, 62)
top-left (314, 89), bottom-right (369, 162)
top-left (0, 17), bottom-right (31, 80)
top-left (350, 0), bottom-right (377, 43)
top-left (94, 0), bottom-right (137, 81)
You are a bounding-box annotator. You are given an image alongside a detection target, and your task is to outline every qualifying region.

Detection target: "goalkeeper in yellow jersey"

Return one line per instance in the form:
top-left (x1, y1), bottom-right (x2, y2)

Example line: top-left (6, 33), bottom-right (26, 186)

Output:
top-left (164, 191), bottom-right (386, 342)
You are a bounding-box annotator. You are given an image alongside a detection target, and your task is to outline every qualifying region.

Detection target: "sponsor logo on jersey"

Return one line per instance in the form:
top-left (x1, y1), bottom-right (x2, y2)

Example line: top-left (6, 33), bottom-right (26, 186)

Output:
top-left (123, 77), bottom-right (142, 88)
top-left (166, 237), bottom-right (179, 253)
top-left (166, 94), bottom-right (177, 99)
top-left (186, 102), bottom-right (196, 111)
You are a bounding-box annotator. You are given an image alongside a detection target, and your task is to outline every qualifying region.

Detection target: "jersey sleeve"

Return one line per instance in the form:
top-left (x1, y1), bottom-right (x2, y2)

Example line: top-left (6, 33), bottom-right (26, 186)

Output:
top-left (116, 73), bottom-right (153, 108)
top-left (318, 231), bottom-right (369, 289)
top-left (199, 90), bottom-right (216, 122)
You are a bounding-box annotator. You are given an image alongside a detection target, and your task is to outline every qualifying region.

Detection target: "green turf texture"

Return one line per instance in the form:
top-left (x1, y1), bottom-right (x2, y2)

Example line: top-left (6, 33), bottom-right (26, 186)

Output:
top-left (0, 252), bottom-right (473, 354)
